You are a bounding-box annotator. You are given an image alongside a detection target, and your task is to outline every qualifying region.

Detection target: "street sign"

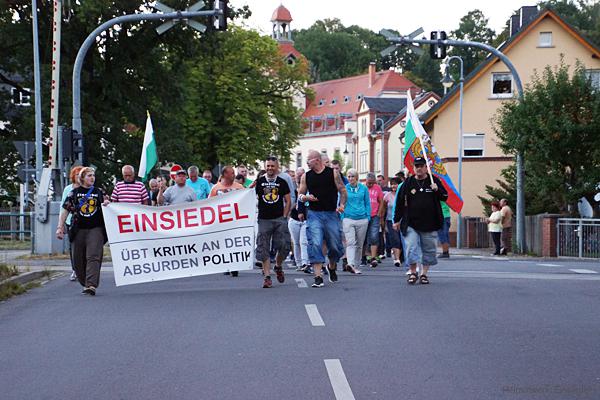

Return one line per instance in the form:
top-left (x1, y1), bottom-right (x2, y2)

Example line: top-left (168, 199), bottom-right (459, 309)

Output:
top-left (155, 1), bottom-right (207, 35)
top-left (16, 165), bottom-right (36, 183)
top-left (380, 27), bottom-right (425, 57)
top-left (13, 141), bottom-right (35, 162)
top-left (170, 164), bottom-right (183, 180)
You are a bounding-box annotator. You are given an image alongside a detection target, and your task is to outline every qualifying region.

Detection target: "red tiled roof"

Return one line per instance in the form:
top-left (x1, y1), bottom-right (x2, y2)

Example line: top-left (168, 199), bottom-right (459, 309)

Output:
top-left (303, 70), bottom-right (420, 119)
top-left (278, 42), bottom-right (306, 62)
top-left (271, 5), bottom-right (292, 23)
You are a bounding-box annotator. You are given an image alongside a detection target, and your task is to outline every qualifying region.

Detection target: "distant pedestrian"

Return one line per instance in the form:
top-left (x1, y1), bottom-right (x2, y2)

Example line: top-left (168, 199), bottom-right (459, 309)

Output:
top-left (61, 165), bottom-right (84, 281)
top-left (237, 165), bottom-right (253, 188)
top-left (111, 165), bottom-right (149, 205)
top-left (384, 177), bottom-right (405, 268)
top-left (148, 178), bottom-right (159, 206)
top-left (210, 165), bottom-right (245, 277)
top-left (331, 159), bottom-right (349, 185)
top-left (186, 165), bottom-right (211, 200)
top-left (202, 169), bottom-right (215, 189)
top-left (365, 172), bottom-right (384, 268)
top-left (437, 201), bottom-right (451, 258)
top-left (298, 149), bottom-right (347, 288)
top-left (500, 198), bottom-right (513, 255)
top-left (255, 156), bottom-right (291, 288)
top-left (342, 168), bottom-right (369, 274)
top-left (157, 169), bottom-right (196, 205)
top-left (377, 174), bottom-right (391, 192)
top-left (289, 167), bottom-right (309, 272)
top-left (487, 201), bottom-right (503, 256)
top-left (209, 166), bottom-right (245, 197)
top-left (56, 167), bottom-right (109, 295)
top-left (394, 157), bottom-right (448, 285)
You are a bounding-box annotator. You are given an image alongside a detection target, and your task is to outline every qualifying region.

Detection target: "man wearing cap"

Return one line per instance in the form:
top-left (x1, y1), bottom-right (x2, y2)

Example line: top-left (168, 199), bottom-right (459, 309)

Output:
top-left (393, 157), bottom-right (448, 285)
top-left (157, 169), bottom-right (196, 205)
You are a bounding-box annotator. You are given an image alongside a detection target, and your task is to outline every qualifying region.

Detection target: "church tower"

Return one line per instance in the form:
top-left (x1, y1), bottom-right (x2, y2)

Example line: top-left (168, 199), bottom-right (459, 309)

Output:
top-left (271, 4), bottom-right (293, 43)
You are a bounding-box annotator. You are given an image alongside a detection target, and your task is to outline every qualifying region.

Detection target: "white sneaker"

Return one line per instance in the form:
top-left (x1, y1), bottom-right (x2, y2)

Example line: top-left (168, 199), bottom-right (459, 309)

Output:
top-left (69, 271), bottom-right (77, 281)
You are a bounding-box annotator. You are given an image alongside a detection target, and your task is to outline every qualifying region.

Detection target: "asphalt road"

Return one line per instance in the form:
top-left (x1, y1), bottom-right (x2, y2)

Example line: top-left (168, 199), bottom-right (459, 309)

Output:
top-left (2, 255), bottom-right (600, 400)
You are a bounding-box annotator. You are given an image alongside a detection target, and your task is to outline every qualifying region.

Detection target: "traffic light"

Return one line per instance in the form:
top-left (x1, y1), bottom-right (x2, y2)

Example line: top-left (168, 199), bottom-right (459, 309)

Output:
top-left (213, 0), bottom-right (228, 31)
top-left (430, 31), bottom-right (447, 59)
top-left (61, 126), bottom-right (73, 161)
top-left (72, 128), bottom-right (86, 165)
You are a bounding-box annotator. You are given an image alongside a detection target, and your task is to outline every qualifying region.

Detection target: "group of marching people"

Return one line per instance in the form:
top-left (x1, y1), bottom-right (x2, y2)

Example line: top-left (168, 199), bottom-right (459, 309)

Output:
top-left (56, 149), bottom-right (450, 294)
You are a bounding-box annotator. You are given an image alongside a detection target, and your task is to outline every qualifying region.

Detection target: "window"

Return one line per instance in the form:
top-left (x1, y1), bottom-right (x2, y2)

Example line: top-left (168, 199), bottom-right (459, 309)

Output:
top-left (361, 119), bottom-right (367, 137)
top-left (538, 32), bottom-right (552, 47)
top-left (331, 98), bottom-right (337, 105)
top-left (359, 151), bottom-right (368, 173)
top-left (491, 73), bottom-right (513, 98)
top-left (585, 69), bottom-right (600, 90)
top-left (296, 152), bottom-right (302, 168)
top-left (356, 93), bottom-right (363, 101)
top-left (375, 149), bottom-right (381, 172)
top-left (318, 99), bottom-right (325, 107)
top-left (11, 87), bottom-right (31, 106)
top-left (343, 96), bottom-right (350, 103)
top-left (463, 133), bottom-right (484, 157)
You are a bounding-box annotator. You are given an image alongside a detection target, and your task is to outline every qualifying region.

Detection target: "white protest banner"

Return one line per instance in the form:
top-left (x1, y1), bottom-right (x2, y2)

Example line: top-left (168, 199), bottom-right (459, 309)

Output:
top-left (102, 189), bottom-right (257, 286)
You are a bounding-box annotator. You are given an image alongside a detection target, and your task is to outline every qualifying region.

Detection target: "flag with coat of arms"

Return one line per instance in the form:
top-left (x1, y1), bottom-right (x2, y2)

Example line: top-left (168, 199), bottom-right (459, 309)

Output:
top-left (402, 94), bottom-right (464, 213)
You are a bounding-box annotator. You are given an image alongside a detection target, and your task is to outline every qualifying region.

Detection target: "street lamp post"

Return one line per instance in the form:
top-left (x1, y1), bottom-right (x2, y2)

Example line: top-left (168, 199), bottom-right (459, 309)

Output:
top-left (374, 117), bottom-right (385, 178)
top-left (441, 56), bottom-right (464, 249)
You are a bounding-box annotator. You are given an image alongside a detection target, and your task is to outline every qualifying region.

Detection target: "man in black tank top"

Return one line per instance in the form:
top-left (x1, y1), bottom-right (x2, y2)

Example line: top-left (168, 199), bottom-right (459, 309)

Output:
top-left (298, 150), bottom-right (347, 288)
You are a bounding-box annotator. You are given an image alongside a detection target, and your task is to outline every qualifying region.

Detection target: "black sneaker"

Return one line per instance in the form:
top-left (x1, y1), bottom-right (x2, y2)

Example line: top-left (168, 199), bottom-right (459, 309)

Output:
top-left (82, 286), bottom-right (96, 296)
top-left (231, 271), bottom-right (239, 277)
top-left (312, 276), bottom-right (324, 288)
top-left (327, 267), bottom-right (338, 283)
top-left (438, 253), bottom-right (450, 259)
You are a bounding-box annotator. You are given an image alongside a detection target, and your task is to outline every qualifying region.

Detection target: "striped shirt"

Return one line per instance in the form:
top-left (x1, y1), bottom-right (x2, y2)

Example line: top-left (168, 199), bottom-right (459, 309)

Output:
top-left (111, 181), bottom-right (149, 204)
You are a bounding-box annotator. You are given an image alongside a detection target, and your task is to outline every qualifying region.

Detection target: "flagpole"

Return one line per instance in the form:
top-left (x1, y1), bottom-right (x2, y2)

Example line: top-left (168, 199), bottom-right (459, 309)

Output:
top-left (416, 133), bottom-right (435, 186)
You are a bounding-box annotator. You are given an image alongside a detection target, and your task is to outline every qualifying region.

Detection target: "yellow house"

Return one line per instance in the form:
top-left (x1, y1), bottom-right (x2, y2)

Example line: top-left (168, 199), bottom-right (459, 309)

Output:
top-left (423, 7), bottom-right (600, 235)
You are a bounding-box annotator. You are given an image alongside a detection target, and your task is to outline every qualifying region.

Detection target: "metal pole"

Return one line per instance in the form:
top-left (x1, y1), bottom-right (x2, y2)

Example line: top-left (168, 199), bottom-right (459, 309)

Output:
top-left (72, 10), bottom-right (219, 140)
top-left (48, 0), bottom-right (63, 169)
top-left (31, 0), bottom-right (43, 182)
top-left (446, 56), bottom-right (464, 249)
top-left (386, 36), bottom-right (526, 253)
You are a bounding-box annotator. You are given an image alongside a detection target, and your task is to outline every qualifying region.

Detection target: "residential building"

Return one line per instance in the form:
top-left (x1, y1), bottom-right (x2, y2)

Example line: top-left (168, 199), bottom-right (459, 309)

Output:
top-left (423, 6), bottom-right (600, 235)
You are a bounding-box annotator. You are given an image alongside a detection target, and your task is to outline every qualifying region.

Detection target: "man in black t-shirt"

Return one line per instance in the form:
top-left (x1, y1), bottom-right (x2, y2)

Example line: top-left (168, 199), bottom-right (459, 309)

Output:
top-left (393, 157), bottom-right (448, 285)
top-left (255, 156), bottom-right (291, 288)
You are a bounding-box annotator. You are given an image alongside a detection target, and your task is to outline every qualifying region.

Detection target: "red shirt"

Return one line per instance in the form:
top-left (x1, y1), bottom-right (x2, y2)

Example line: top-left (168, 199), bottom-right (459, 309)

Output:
top-left (368, 184), bottom-right (383, 217)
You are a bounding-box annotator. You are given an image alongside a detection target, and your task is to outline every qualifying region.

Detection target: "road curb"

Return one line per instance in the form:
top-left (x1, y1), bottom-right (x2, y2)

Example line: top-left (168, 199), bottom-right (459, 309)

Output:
top-left (0, 271), bottom-right (49, 287)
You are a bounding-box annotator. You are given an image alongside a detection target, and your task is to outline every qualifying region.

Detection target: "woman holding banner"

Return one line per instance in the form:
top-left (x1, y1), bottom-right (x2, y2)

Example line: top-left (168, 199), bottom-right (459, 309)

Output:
top-left (56, 167), bottom-right (109, 296)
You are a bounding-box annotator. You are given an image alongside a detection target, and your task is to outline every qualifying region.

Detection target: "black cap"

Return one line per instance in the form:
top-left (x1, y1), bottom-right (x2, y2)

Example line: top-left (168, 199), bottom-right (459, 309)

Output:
top-left (176, 169), bottom-right (187, 175)
top-left (413, 157), bottom-right (426, 166)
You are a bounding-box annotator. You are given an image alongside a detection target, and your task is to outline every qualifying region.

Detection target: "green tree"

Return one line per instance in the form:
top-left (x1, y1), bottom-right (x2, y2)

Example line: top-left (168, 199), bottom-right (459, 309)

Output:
top-left (405, 52), bottom-right (443, 96)
top-left (491, 61), bottom-right (600, 216)
top-left (179, 26), bottom-right (308, 168)
top-left (448, 10), bottom-right (496, 78)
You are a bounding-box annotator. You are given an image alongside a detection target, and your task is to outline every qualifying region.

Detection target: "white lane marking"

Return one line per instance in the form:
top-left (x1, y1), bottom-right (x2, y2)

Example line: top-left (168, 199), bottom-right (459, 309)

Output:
top-left (570, 269), bottom-right (598, 274)
top-left (324, 359), bottom-right (356, 400)
top-left (295, 278), bottom-right (308, 288)
top-left (305, 304), bottom-right (325, 326)
top-left (537, 263), bottom-right (561, 267)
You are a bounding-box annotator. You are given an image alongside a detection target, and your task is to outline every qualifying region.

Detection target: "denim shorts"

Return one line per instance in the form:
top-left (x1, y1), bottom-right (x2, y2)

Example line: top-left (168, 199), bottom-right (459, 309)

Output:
top-left (404, 226), bottom-right (438, 266)
top-left (385, 220), bottom-right (401, 249)
top-left (306, 210), bottom-right (344, 264)
top-left (366, 217), bottom-right (380, 246)
top-left (437, 217), bottom-right (451, 244)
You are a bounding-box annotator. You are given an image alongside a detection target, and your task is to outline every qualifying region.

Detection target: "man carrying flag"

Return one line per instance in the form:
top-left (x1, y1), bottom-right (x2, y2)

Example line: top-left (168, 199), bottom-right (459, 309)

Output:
top-left (138, 111), bottom-right (158, 182)
top-left (393, 93), bottom-right (455, 285)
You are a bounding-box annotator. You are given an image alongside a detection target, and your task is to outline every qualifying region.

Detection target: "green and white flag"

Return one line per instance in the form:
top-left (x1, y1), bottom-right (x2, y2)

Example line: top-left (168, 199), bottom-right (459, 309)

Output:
top-left (138, 111), bottom-right (158, 182)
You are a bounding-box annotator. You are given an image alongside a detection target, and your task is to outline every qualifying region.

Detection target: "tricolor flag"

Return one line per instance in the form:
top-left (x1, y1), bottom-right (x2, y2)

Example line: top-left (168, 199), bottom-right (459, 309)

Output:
top-left (138, 111), bottom-right (158, 182)
top-left (403, 94), bottom-right (464, 213)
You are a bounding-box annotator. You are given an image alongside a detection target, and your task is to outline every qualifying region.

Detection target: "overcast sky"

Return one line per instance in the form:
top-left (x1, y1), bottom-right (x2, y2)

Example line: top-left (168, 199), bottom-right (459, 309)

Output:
top-left (229, 0), bottom-right (536, 37)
